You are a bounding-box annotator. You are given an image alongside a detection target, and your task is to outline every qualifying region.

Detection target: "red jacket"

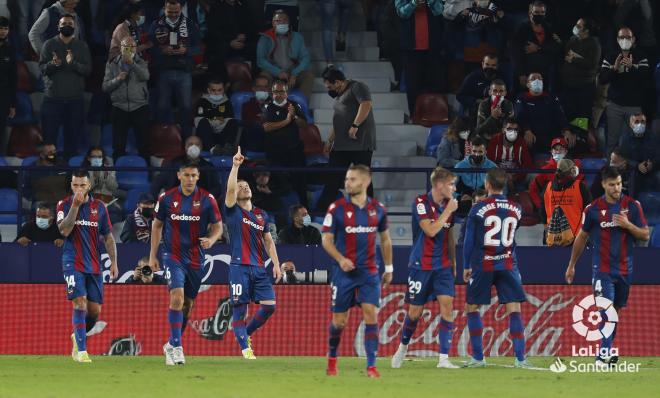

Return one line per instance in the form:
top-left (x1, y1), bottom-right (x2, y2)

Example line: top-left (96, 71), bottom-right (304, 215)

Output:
top-left (487, 132), bottom-right (533, 182)
top-left (528, 158), bottom-right (584, 209)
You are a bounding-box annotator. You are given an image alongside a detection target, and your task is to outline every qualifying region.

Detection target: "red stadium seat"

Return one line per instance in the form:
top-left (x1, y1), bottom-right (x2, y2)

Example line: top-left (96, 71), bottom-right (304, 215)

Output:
top-left (514, 191), bottom-right (540, 226)
top-left (8, 124), bottom-right (43, 158)
top-left (225, 61), bottom-right (252, 92)
top-left (412, 93), bottom-right (449, 127)
top-left (149, 124), bottom-right (184, 160)
top-left (299, 124), bottom-right (324, 156)
top-left (16, 61), bottom-right (34, 93)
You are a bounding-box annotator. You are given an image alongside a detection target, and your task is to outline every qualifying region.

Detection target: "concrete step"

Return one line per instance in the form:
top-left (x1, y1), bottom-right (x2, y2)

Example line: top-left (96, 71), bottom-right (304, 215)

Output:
top-left (311, 61), bottom-right (394, 80)
top-left (314, 108), bottom-right (404, 125)
top-left (310, 92), bottom-right (408, 111)
top-left (371, 156), bottom-right (436, 169)
top-left (372, 169), bottom-right (426, 189)
top-left (298, 0), bottom-right (365, 18)
top-left (310, 46), bottom-right (380, 62)
top-left (377, 189), bottom-right (422, 208)
top-left (375, 140), bottom-right (418, 157)
top-left (389, 221), bottom-right (414, 241)
top-left (299, 15), bottom-right (366, 32)
top-left (314, 123), bottom-right (426, 145)
top-left (301, 31), bottom-right (378, 48)
top-left (313, 77), bottom-right (391, 93)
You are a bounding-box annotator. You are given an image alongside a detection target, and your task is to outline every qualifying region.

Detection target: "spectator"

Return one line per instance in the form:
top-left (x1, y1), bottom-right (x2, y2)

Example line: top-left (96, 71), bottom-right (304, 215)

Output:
top-left (121, 193), bottom-right (156, 244)
top-left (318, 0), bottom-right (353, 63)
top-left (316, 67), bottom-right (376, 211)
top-left (148, 0), bottom-right (200, 141)
top-left (618, 113), bottom-right (658, 191)
top-left (511, 1), bottom-right (562, 93)
top-left (264, 1), bottom-right (299, 31)
top-left (15, 203), bottom-right (64, 247)
top-left (0, 16), bottom-right (16, 151)
top-left (38, 14), bottom-right (91, 159)
top-left (280, 261), bottom-right (298, 284)
top-left (436, 116), bottom-right (471, 168)
top-left (591, 147), bottom-right (635, 199)
top-left (205, 0), bottom-right (257, 79)
top-left (453, 1), bottom-right (505, 74)
top-left (82, 146), bottom-right (122, 223)
top-left (28, 0), bottom-right (85, 55)
top-left (262, 79), bottom-right (308, 206)
top-left (486, 118), bottom-right (533, 187)
top-left (29, 144), bottom-right (69, 204)
top-left (560, 17), bottom-right (601, 125)
top-left (108, 2), bottom-right (151, 60)
top-left (125, 256), bottom-right (167, 284)
top-left (250, 169), bottom-right (290, 229)
top-left (256, 9), bottom-right (313, 100)
top-left (151, 135), bottom-right (222, 198)
top-left (515, 72), bottom-right (573, 154)
top-left (540, 158), bottom-right (591, 246)
top-left (15, 0), bottom-right (47, 49)
top-left (455, 136), bottom-right (497, 215)
top-left (458, 187), bottom-right (487, 244)
top-left (456, 53), bottom-right (502, 117)
top-left (240, 75), bottom-right (271, 152)
top-left (599, 27), bottom-right (650, 154)
top-left (102, 36), bottom-right (150, 162)
top-left (395, 0), bottom-right (445, 115)
top-left (277, 204), bottom-right (322, 245)
top-left (475, 79), bottom-right (514, 140)
top-left (194, 77), bottom-right (240, 154)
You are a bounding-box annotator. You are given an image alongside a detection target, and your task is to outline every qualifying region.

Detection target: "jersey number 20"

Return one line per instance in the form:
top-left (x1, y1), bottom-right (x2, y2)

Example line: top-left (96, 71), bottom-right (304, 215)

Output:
top-left (484, 215), bottom-right (517, 247)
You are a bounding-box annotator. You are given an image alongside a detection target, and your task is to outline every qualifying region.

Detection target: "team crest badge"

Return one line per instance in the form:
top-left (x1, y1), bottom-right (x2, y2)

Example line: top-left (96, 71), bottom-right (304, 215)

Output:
top-left (347, 212), bottom-right (353, 219)
top-left (369, 210), bottom-right (376, 217)
top-left (193, 201), bottom-right (200, 207)
top-left (173, 202), bottom-right (179, 208)
top-left (91, 209), bottom-right (97, 215)
top-left (600, 210), bottom-right (606, 216)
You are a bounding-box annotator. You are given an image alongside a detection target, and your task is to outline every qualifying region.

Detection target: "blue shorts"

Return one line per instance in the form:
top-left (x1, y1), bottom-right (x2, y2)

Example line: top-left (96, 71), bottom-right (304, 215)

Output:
top-left (163, 257), bottom-right (206, 300)
top-left (592, 271), bottom-right (631, 308)
top-left (406, 267), bottom-right (455, 305)
top-left (63, 269), bottom-right (103, 304)
top-left (466, 268), bottom-right (526, 305)
top-left (331, 268), bottom-right (380, 313)
top-left (229, 264), bottom-right (276, 305)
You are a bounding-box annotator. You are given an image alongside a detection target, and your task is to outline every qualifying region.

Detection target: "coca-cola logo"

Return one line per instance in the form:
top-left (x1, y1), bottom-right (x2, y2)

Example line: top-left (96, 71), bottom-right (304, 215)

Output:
top-left (107, 335), bottom-right (141, 356)
top-left (190, 296), bottom-right (233, 340)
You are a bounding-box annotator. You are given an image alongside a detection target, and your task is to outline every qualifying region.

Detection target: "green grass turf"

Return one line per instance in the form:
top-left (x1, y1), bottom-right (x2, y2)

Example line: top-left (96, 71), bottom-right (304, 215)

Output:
top-left (0, 356), bottom-right (658, 398)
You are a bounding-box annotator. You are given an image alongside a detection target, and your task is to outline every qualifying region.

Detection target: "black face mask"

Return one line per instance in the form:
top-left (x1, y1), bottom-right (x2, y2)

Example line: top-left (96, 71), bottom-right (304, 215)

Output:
top-left (483, 67), bottom-right (497, 79)
top-left (141, 207), bottom-right (154, 218)
top-left (59, 25), bottom-right (74, 37)
top-left (328, 90), bottom-right (339, 99)
top-left (471, 154), bottom-right (484, 164)
top-left (531, 14), bottom-right (545, 25)
top-left (284, 270), bottom-right (297, 284)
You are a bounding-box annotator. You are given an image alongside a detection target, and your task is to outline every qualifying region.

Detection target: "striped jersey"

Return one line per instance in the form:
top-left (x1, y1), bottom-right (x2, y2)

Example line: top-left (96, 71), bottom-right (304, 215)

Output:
top-left (57, 195), bottom-right (112, 274)
top-left (224, 203), bottom-right (270, 266)
top-left (580, 195), bottom-right (647, 276)
top-left (463, 194), bottom-right (522, 272)
top-left (155, 186), bottom-right (222, 269)
top-left (409, 192), bottom-right (454, 270)
top-left (322, 196), bottom-right (388, 275)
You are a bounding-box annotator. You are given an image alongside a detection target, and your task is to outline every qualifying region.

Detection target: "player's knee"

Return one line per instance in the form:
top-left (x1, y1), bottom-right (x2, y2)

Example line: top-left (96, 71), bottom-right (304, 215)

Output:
top-left (465, 303), bottom-right (479, 313)
top-left (182, 299), bottom-right (195, 316)
top-left (169, 293), bottom-right (184, 310)
top-left (407, 305), bottom-right (423, 321)
top-left (331, 315), bottom-right (348, 329)
top-left (73, 297), bottom-right (87, 309)
top-left (86, 306), bottom-right (100, 319)
top-left (262, 303), bottom-right (276, 315)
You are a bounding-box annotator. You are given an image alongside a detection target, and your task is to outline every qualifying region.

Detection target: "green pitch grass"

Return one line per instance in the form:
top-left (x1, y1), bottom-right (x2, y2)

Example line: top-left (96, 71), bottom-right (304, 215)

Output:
top-left (0, 356), bottom-right (658, 398)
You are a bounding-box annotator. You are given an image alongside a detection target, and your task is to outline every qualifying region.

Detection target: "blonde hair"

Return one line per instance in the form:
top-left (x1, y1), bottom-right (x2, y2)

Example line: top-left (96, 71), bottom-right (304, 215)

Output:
top-left (430, 166), bottom-right (456, 185)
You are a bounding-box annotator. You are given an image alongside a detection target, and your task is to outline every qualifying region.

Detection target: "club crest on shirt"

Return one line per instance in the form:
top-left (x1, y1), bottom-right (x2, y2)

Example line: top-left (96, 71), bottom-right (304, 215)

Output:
top-left (601, 210), bottom-right (606, 216)
top-left (193, 201), bottom-right (200, 207)
top-left (173, 202), bottom-right (179, 208)
top-left (347, 211), bottom-right (353, 219)
top-left (91, 208), bottom-right (98, 215)
top-left (369, 210), bottom-right (376, 217)
top-left (255, 214), bottom-right (263, 220)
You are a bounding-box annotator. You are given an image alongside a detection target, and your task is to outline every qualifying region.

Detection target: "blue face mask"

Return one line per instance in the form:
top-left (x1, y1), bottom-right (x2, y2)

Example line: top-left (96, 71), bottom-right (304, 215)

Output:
top-left (255, 91), bottom-right (269, 101)
top-left (302, 215), bottom-right (311, 226)
top-left (90, 157), bottom-right (103, 167)
top-left (137, 15), bottom-right (145, 26)
top-left (36, 217), bottom-right (50, 230)
top-left (529, 79), bottom-right (543, 94)
top-left (275, 24), bottom-right (289, 35)
top-left (208, 94), bottom-right (225, 103)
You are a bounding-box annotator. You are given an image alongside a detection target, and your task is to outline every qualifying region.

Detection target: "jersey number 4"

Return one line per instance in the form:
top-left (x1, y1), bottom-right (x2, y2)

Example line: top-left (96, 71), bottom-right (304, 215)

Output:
top-left (484, 215), bottom-right (517, 247)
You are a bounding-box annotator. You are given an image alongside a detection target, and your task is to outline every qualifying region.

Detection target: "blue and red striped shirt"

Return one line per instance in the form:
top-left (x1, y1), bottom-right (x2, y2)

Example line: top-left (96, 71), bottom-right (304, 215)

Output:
top-left (409, 192), bottom-right (453, 270)
top-left (224, 203), bottom-right (270, 266)
top-left (322, 196), bottom-right (388, 275)
top-left (155, 186), bottom-right (222, 269)
top-left (463, 194), bottom-right (522, 272)
top-left (580, 195), bottom-right (647, 276)
top-left (57, 195), bottom-right (112, 274)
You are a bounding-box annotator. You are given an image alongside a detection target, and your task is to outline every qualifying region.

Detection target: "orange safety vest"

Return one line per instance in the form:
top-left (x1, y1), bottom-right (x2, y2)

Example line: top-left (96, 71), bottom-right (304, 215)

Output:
top-left (544, 180), bottom-right (583, 235)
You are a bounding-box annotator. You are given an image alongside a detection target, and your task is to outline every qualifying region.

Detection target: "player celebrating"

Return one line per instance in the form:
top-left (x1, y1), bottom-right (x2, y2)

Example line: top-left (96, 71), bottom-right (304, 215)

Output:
top-left (391, 167), bottom-right (459, 369)
top-left (565, 166), bottom-right (648, 366)
top-left (322, 165), bottom-right (393, 378)
top-left (57, 169), bottom-right (118, 363)
top-left (462, 168), bottom-right (532, 368)
top-left (225, 147), bottom-right (282, 359)
top-left (150, 162), bottom-right (223, 366)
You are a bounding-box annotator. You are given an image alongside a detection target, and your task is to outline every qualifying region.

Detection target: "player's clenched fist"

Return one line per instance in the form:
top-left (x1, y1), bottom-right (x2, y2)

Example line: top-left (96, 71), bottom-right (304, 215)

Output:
top-left (72, 191), bottom-right (85, 207)
top-left (565, 266), bottom-right (575, 284)
top-left (339, 257), bottom-right (355, 272)
top-left (446, 198), bottom-right (458, 213)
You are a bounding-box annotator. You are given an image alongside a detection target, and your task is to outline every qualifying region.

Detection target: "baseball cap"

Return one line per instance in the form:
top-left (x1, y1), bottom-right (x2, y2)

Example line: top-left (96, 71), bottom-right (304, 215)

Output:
top-left (550, 137), bottom-right (568, 149)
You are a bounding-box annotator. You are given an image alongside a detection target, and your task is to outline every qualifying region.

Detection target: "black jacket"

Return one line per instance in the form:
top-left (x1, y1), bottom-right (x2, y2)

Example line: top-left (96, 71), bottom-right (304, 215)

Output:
top-left (0, 40), bottom-right (17, 107)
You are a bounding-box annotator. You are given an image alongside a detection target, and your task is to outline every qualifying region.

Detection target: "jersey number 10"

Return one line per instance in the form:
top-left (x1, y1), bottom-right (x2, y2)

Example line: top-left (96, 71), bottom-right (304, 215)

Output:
top-left (484, 215), bottom-right (517, 247)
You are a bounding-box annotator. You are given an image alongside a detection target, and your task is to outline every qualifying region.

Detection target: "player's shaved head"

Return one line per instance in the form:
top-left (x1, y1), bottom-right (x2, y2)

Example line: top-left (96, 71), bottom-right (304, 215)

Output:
top-left (485, 168), bottom-right (507, 192)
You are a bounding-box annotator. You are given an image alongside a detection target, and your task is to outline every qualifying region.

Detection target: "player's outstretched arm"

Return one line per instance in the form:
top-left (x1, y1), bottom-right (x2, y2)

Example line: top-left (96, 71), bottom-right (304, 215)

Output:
top-left (264, 232), bottom-right (282, 283)
top-left (149, 219), bottom-right (163, 271)
top-left (379, 229), bottom-right (393, 288)
top-left (566, 230), bottom-right (589, 284)
top-left (103, 233), bottom-right (118, 280)
top-left (225, 146), bottom-right (244, 208)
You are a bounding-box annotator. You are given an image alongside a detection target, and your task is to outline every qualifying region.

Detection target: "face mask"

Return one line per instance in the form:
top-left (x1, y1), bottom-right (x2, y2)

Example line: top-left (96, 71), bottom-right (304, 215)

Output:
top-left (302, 215), bottom-right (311, 226)
top-left (483, 67), bottom-right (496, 78)
top-left (529, 79), bottom-right (543, 94)
top-left (208, 94), bottom-right (225, 103)
top-left (283, 270), bottom-right (297, 284)
top-left (186, 144), bottom-right (201, 159)
top-left (36, 217), bottom-right (50, 230)
top-left (255, 91), bottom-right (269, 101)
top-left (137, 15), bottom-right (145, 26)
top-left (90, 157), bottom-right (103, 167)
top-left (572, 26), bottom-right (581, 37)
top-left (459, 130), bottom-right (470, 140)
top-left (610, 162), bottom-right (625, 170)
top-left (59, 25), bottom-right (74, 37)
top-left (632, 123), bottom-right (645, 136)
top-left (275, 24), bottom-right (289, 35)
top-left (327, 90), bottom-right (339, 99)
top-left (141, 207), bottom-right (154, 218)
top-left (45, 154), bottom-right (56, 163)
top-left (618, 38), bottom-right (632, 50)
top-left (273, 99), bottom-right (287, 107)
top-left (471, 154), bottom-right (484, 164)
top-left (531, 14), bottom-right (545, 25)
top-left (505, 129), bottom-right (518, 142)
top-left (552, 152), bottom-right (565, 162)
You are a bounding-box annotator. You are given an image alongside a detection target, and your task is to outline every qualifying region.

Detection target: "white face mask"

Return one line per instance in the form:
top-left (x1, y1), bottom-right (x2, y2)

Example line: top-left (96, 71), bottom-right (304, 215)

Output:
top-left (529, 79), bottom-right (543, 94)
top-left (36, 217), bottom-right (50, 230)
top-left (255, 91), bottom-right (269, 101)
top-left (137, 15), bottom-right (145, 26)
top-left (505, 129), bottom-right (518, 142)
top-left (572, 26), bottom-right (581, 37)
top-left (273, 99), bottom-right (287, 107)
top-left (458, 130), bottom-right (470, 140)
top-left (186, 144), bottom-right (201, 159)
top-left (552, 152), bottom-right (565, 162)
top-left (632, 123), bottom-right (646, 136)
top-left (618, 38), bottom-right (632, 50)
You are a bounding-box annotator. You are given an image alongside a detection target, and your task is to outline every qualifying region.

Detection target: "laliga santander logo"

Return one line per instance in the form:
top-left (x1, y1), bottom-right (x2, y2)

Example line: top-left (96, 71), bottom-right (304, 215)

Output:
top-left (571, 295), bottom-right (618, 341)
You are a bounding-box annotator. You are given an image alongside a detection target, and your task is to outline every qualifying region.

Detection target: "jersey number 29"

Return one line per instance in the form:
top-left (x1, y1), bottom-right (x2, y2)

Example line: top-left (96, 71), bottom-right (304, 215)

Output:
top-left (484, 215), bottom-right (517, 247)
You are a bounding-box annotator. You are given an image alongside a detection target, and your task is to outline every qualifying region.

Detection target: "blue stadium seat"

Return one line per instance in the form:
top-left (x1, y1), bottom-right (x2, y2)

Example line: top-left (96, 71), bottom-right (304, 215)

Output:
top-left (230, 91), bottom-right (255, 120)
top-left (425, 125), bottom-right (448, 157)
top-left (306, 154), bottom-right (328, 165)
top-left (0, 156), bottom-right (6, 166)
top-left (101, 124), bottom-right (113, 156)
top-left (68, 155), bottom-right (85, 167)
top-left (288, 90), bottom-right (313, 122)
top-left (210, 155), bottom-right (233, 169)
top-left (580, 158), bottom-right (606, 186)
top-left (7, 91), bottom-right (36, 126)
top-left (21, 156), bottom-right (39, 167)
top-left (280, 191), bottom-right (301, 213)
top-left (245, 150), bottom-right (266, 160)
top-left (0, 188), bottom-right (18, 224)
top-left (638, 191), bottom-right (660, 225)
top-left (115, 155), bottom-right (149, 190)
top-left (650, 225), bottom-right (660, 248)
top-left (123, 187), bottom-right (150, 217)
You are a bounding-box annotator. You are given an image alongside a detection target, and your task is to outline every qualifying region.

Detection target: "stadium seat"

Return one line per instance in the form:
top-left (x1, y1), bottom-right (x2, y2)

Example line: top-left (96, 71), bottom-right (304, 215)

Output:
top-left (68, 155), bottom-right (85, 167)
top-left (280, 191), bottom-right (301, 212)
top-left (288, 90), bottom-right (313, 122)
top-left (21, 156), bottom-right (39, 167)
top-left (115, 155), bottom-right (149, 190)
top-left (0, 188), bottom-right (19, 224)
top-left (245, 150), bottom-right (266, 160)
top-left (0, 156), bottom-right (6, 166)
top-left (16, 61), bottom-right (34, 93)
top-left (412, 93), bottom-right (449, 127)
top-left (7, 124), bottom-right (42, 158)
top-left (123, 188), bottom-right (149, 217)
top-left (513, 191), bottom-right (540, 226)
top-left (580, 158), bottom-right (606, 186)
top-left (424, 124), bottom-right (449, 157)
top-left (226, 61), bottom-right (252, 92)
top-left (7, 91), bottom-right (36, 126)
top-left (150, 124), bottom-right (184, 160)
top-left (210, 155), bottom-right (233, 169)
top-left (230, 91), bottom-right (255, 120)
top-left (638, 191), bottom-right (660, 225)
top-left (299, 124), bottom-right (324, 156)
top-left (650, 225), bottom-right (660, 248)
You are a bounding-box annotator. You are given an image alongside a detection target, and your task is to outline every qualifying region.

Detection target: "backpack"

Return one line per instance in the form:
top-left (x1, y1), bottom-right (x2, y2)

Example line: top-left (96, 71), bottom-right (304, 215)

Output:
top-left (546, 206), bottom-right (575, 246)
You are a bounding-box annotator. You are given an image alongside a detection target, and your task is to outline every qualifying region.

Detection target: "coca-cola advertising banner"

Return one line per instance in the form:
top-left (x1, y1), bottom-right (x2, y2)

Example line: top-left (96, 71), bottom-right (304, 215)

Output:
top-left (2, 284), bottom-right (658, 356)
